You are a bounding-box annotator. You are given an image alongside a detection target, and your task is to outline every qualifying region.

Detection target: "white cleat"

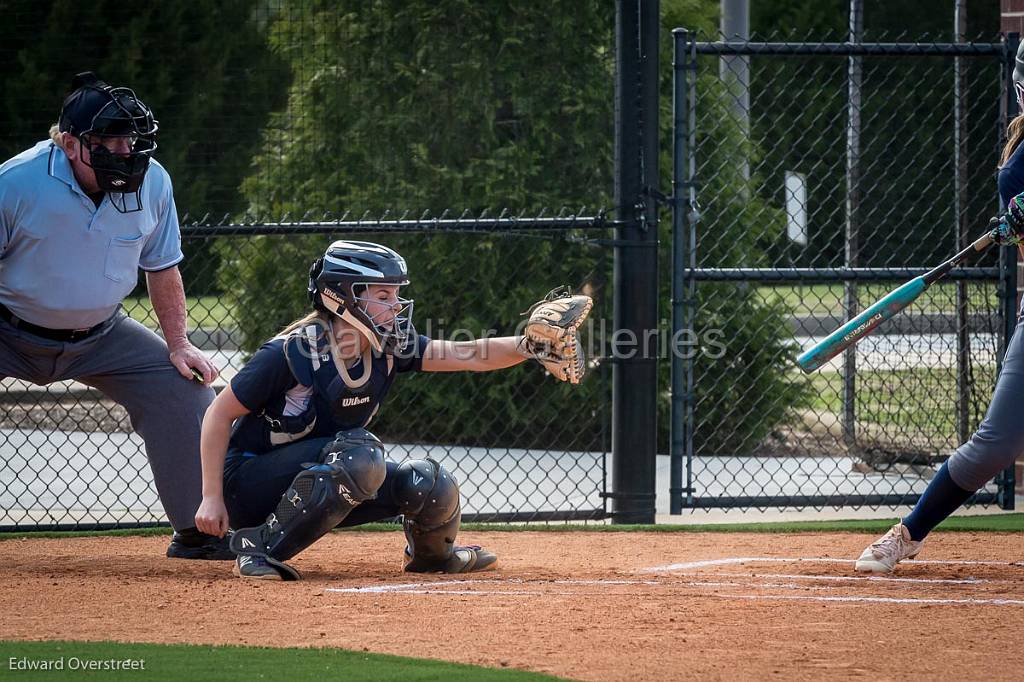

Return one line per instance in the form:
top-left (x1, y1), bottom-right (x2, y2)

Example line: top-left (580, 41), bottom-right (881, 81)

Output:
top-left (855, 523), bottom-right (923, 574)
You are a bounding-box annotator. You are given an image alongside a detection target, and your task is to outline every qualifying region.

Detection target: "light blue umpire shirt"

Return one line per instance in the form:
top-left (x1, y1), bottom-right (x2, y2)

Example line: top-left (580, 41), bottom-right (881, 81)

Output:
top-left (0, 140), bottom-right (183, 330)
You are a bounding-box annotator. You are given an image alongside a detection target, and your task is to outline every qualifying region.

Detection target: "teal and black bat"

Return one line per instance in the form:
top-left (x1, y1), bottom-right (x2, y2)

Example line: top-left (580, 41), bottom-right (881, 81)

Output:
top-left (796, 231), bottom-right (996, 373)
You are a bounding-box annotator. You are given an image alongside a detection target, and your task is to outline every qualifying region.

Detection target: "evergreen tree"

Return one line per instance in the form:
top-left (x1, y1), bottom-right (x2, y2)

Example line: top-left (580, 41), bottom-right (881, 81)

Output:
top-left (232, 0), bottom-right (808, 453)
top-left (0, 0), bottom-right (290, 291)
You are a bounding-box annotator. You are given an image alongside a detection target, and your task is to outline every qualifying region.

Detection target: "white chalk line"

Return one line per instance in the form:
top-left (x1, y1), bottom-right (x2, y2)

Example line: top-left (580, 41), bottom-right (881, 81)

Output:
top-left (642, 556), bottom-right (1021, 573)
top-left (326, 569), bottom-right (999, 595)
top-left (328, 578), bottom-right (743, 594)
top-left (331, 577), bottom-right (981, 594)
top-left (728, 593), bottom-right (1024, 607)
top-left (324, 556), bottom-right (1022, 606)
top-left (328, 574), bottom-right (980, 593)
top-left (327, 579), bottom-right (495, 593)
top-left (326, 579), bottom-right (1024, 605)
top-left (327, 577), bottom-right (773, 594)
top-left (326, 578), bottom-right (669, 594)
top-left (748, 572), bottom-right (989, 585)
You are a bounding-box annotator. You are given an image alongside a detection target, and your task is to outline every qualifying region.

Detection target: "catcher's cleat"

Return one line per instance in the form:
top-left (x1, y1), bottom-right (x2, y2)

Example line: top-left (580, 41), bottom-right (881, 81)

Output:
top-left (404, 545), bottom-right (498, 574)
top-left (854, 523), bottom-right (923, 574)
top-left (233, 554), bottom-right (301, 581)
top-left (166, 527), bottom-right (235, 561)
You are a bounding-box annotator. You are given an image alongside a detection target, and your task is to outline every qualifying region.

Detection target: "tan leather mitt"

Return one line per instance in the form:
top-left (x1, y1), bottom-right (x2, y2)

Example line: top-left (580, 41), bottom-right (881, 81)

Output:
top-left (520, 286), bottom-right (593, 384)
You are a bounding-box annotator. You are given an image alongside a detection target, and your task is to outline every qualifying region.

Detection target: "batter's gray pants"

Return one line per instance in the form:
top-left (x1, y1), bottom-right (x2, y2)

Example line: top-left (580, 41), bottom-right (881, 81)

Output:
top-left (0, 309), bottom-right (214, 530)
top-left (947, 318), bottom-right (1024, 491)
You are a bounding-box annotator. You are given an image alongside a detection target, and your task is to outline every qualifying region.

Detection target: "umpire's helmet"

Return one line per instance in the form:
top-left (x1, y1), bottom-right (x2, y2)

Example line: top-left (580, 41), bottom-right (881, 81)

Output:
top-left (308, 241), bottom-right (414, 354)
top-left (58, 71), bottom-right (158, 212)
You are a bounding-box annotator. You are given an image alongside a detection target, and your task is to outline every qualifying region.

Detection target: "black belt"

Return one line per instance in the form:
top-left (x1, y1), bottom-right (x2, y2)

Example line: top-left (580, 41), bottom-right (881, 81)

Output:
top-left (0, 303), bottom-right (108, 342)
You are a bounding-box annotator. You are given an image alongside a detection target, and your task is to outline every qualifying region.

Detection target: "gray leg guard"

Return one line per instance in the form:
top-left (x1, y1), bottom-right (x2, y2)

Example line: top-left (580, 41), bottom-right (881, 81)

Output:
top-left (230, 429), bottom-right (387, 578)
top-left (394, 458), bottom-right (497, 573)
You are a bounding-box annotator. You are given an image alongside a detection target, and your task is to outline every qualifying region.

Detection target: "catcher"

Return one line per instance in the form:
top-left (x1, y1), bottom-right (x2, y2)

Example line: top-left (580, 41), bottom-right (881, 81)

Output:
top-left (194, 240), bottom-right (592, 580)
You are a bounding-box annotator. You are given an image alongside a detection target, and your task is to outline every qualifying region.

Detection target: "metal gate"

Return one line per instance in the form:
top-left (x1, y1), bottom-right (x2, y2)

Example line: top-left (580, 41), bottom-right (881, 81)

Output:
top-left (669, 32), bottom-right (1017, 511)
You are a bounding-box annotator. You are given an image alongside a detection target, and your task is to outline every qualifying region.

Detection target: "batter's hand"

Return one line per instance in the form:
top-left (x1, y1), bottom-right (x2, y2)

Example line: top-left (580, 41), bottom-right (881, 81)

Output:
top-left (991, 193), bottom-right (1024, 246)
top-left (169, 342), bottom-right (219, 384)
top-left (195, 495), bottom-right (230, 538)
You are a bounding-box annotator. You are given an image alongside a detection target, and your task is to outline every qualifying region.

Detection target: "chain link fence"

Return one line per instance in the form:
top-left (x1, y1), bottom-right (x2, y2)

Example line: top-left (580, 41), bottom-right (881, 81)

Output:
top-left (0, 218), bottom-right (614, 529)
top-left (0, 2), bottom-right (618, 530)
top-left (670, 31), bottom-right (1017, 511)
top-left (7, 9), bottom-right (1019, 529)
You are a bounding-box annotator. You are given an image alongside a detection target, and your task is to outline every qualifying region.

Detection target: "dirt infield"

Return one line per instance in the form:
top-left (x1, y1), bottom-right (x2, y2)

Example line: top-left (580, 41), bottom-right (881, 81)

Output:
top-left (2, 530), bottom-right (1022, 681)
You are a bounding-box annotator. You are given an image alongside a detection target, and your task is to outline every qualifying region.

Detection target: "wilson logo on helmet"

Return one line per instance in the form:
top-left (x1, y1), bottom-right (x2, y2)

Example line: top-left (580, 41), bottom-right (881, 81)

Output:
top-left (321, 288), bottom-right (345, 305)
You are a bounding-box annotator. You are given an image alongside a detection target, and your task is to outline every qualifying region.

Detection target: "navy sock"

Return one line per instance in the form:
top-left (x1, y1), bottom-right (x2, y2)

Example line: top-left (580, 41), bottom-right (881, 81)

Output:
top-left (902, 462), bottom-right (976, 541)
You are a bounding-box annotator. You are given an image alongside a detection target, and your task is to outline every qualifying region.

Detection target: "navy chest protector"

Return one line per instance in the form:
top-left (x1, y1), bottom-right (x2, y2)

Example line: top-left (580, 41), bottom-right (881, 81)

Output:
top-left (260, 321), bottom-right (395, 446)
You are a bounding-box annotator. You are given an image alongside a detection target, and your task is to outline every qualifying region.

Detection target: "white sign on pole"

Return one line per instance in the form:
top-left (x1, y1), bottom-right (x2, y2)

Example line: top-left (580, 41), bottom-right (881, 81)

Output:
top-left (785, 170), bottom-right (807, 246)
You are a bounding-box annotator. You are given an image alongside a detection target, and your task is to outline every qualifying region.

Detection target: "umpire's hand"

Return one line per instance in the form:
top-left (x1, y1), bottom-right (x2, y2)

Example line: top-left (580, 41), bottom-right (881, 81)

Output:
top-left (169, 342), bottom-right (220, 384)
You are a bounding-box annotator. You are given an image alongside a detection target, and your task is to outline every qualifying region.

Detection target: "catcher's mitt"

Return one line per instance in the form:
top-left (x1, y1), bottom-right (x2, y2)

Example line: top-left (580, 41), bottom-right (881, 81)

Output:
top-left (520, 286), bottom-right (593, 384)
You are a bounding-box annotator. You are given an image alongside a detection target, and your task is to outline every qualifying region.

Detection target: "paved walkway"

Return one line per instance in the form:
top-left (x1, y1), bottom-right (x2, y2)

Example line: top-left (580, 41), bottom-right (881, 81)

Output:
top-left (0, 427), bottom-right (1009, 528)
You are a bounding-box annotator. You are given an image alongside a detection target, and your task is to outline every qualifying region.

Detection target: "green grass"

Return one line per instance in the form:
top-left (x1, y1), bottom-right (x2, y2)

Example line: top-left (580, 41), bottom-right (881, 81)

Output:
top-left (0, 640), bottom-right (562, 681)
top-left (122, 296), bottom-right (236, 330)
top-left (758, 282), bottom-right (998, 315)
top-left (808, 367), bottom-right (997, 443)
top-left (2, 515), bottom-right (1021, 543)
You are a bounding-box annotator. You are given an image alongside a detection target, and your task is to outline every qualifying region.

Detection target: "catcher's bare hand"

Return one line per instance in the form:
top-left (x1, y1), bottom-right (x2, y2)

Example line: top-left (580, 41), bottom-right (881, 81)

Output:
top-left (520, 286), bottom-right (593, 384)
top-left (195, 495), bottom-right (230, 538)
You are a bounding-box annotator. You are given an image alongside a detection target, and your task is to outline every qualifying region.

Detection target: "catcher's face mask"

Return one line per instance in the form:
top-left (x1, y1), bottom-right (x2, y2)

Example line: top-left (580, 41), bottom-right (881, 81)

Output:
top-left (352, 283), bottom-right (414, 352)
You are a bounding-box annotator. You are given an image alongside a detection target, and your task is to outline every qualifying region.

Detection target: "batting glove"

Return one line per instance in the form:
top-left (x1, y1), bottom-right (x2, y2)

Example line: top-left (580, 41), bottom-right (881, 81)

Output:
top-left (991, 194), bottom-right (1024, 246)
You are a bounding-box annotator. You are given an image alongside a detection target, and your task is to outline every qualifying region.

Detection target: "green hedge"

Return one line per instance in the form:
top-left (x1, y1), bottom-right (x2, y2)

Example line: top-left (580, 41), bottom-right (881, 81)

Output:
top-left (224, 1), bottom-right (807, 453)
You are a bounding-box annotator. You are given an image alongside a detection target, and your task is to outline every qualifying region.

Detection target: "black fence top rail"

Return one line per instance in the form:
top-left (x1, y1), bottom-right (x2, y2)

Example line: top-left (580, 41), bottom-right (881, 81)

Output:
top-left (180, 215), bottom-right (616, 237)
top-left (676, 38), bottom-right (1004, 58)
top-left (687, 267), bottom-right (1002, 282)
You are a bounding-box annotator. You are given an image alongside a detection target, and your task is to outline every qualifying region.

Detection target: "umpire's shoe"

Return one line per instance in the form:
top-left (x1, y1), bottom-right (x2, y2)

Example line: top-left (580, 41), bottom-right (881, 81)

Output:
top-left (404, 545), bottom-right (498, 573)
top-left (166, 527), bottom-right (235, 561)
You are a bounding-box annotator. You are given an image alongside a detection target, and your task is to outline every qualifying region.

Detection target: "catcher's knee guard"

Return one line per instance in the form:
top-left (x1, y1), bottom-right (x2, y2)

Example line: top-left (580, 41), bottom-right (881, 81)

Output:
top-left (394, 458), bottom-right (495, 573)
top-left (230, 429), bottom-right (387, 578)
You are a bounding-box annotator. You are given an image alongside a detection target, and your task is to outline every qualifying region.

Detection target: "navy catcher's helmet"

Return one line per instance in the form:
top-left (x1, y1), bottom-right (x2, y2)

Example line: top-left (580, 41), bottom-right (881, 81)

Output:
top-left (58, 71), bottom-right (159, 212)
top-left (308, 241), bottom-right (413, 354)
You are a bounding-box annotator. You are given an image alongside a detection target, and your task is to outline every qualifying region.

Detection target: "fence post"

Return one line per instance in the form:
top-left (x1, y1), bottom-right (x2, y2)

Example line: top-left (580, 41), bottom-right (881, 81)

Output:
top-left (998, 33), bottom-right (1020, 510)
top-left (670, 28), bottom-right (698, 514)
top-left (611, 0), bottom-right (659, 523)
top-left (954, 0), bottom-right (970, 445)
top-left (843, 0), bottom-right (863, 451)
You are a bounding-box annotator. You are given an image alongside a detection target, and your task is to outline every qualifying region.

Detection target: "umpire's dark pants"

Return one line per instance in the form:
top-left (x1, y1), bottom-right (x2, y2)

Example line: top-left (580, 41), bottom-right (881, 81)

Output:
top-left (223, 436), bottom-right (402, 529)
top-left (0, 310), bottom-right (214, 530)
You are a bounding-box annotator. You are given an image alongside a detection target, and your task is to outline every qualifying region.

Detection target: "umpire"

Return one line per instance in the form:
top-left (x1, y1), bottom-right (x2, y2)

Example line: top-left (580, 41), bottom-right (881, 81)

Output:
top-left (0, 72), bottom-right (230, 560)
